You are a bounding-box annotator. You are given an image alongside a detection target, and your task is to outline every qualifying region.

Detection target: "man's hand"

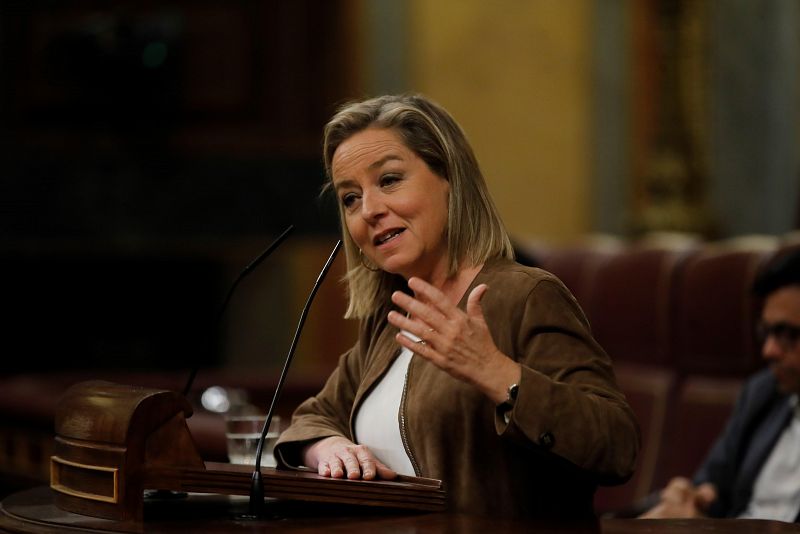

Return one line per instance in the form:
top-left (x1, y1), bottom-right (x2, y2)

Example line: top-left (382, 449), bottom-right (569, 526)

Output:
top-left (639, 477), bottom-right (717, 519)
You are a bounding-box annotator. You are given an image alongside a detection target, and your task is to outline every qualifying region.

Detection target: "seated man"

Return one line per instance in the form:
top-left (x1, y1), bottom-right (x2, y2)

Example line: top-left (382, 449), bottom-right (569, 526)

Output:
top-left (642, 248), bottom-right (800, 522)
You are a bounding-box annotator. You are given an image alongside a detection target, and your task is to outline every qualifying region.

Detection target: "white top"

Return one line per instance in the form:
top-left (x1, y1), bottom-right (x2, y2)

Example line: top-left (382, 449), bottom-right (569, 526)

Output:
top-left (353, 332), bottom-right (417, 476)
top-left (738, 395), bottom-right (800, 522)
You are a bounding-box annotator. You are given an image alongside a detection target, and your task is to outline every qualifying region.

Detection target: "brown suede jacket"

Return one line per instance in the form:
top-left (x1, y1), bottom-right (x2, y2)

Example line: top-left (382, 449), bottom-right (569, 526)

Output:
top-left (275, 258), bottom-right (640, 519)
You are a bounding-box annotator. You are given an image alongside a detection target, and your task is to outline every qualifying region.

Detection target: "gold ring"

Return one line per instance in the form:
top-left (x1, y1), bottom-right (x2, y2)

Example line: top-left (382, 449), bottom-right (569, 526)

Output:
top-left (416, 339), bottom-right (427, 345)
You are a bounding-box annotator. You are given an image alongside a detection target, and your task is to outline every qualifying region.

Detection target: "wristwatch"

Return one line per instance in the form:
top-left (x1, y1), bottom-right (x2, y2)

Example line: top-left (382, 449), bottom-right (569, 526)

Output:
top-left (499, 382), bottom-right (519, 412)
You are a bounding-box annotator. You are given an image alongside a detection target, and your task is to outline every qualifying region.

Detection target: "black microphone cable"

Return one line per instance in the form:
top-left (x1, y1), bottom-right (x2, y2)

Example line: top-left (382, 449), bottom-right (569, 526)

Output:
top-left (245, 239), bottom-right (342, 518)
top-left (182, 224), bottom-right (294, 397)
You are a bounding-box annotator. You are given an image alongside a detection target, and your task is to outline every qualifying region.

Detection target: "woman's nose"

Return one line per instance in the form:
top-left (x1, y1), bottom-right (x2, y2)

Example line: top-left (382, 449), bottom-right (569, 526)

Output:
top-left (361, 192), bottom-right (387, 221)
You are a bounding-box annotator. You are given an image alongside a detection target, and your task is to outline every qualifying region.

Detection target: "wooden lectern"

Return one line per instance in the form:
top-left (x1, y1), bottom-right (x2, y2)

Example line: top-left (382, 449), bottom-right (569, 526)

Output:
top-left (49, 381), bottom-right (445, 532)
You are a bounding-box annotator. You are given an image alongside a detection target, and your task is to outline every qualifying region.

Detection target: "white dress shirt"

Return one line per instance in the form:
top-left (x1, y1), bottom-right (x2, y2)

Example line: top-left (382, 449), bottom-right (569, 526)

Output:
top-left (739, 395), bottom-right (800, 522)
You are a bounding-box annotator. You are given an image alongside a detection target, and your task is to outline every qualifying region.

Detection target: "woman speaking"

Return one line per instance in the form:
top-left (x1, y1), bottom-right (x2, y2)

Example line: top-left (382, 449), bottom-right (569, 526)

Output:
top-left (274, 94), bottom-right (639, 519)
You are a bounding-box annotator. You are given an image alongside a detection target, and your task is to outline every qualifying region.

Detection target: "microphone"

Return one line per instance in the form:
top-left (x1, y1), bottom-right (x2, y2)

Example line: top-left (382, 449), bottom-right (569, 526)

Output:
top-left (181, 225), bottom-right (294, 397)
top-left (245, 239), bottom-right (343, 518)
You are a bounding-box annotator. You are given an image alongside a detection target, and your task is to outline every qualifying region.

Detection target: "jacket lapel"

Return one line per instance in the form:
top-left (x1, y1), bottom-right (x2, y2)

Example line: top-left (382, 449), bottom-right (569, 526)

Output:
top-left (735, 398), bottom-right (794, 509)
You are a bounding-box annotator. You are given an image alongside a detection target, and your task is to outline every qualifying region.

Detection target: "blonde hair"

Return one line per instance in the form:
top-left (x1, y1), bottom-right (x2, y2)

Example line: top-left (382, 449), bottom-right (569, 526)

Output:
top-left (323, 94), bottom-right (513, 318)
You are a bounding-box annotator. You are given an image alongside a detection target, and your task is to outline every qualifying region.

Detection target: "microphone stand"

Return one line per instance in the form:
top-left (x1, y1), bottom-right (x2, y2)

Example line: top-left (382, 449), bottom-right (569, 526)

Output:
top-left (145, 225), bottom-right (293, 504)
top-left (245, 239), bottom-right (342, 519)
top-left (182, 225), bottom-right (294, 397)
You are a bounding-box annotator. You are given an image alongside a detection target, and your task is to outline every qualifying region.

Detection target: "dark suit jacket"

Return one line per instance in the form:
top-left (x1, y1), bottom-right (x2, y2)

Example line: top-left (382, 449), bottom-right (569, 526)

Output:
top-left (694, 368), bottom-right (796, 520)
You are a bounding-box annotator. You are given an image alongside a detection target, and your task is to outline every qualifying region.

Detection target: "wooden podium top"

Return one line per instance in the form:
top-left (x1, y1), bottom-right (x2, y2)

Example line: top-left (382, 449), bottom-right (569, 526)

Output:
top-left (2, 487), bottom-right (800, 534)
top-left (48, 380), bottom-right (444, 530)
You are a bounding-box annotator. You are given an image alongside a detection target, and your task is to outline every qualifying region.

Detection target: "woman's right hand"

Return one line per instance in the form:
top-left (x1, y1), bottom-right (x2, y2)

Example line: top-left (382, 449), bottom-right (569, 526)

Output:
top-left (302, 436), bottom-right (397, 481)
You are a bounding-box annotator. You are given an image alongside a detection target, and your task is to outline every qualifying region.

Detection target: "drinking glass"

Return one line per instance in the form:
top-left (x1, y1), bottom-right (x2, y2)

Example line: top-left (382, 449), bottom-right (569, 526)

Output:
top-left (224, 415), bottom-right (281, 467)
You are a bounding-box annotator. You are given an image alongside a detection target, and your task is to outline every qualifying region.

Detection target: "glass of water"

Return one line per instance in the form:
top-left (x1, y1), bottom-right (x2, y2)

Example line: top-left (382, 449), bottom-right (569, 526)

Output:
top-left (224, 414), bottom-right (281, 467)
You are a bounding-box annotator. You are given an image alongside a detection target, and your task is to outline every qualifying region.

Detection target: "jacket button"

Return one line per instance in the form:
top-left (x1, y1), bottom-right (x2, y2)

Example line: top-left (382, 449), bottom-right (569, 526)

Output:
top-left (539, 432), bottom-right (555, 449)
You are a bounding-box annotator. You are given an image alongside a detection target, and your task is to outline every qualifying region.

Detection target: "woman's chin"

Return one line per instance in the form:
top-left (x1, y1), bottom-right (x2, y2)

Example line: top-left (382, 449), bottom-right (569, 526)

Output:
top-left (378, 263), bottom-right (404, 277)
top-left (376, 258), bottom-right (410, 279)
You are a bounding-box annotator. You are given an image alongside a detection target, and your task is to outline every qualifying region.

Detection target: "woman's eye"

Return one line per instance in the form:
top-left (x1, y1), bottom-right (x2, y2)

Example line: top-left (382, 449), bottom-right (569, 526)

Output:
top-left (341, 193), bottom-right (358, 208)
top-left (380, 174), bottom-right (401, 187)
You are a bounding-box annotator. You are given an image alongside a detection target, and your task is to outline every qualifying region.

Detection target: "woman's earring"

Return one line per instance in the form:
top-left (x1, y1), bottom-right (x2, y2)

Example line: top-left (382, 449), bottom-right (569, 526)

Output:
top-left (359, 249), bottom-right (380, 272)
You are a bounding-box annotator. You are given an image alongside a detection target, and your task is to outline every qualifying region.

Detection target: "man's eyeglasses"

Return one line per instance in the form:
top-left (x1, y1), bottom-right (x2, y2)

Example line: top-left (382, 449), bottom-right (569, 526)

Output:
top-left (757, 321), bottom-right (800, 351)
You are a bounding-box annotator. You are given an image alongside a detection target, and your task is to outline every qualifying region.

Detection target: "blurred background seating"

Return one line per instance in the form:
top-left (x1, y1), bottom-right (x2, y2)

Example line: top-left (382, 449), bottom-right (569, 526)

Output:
top-left (518, 233), bottom-right (797, 514)
top-left (670, 241), bottom-right (775, 377)
top-left (594, 364), bottom-right (676, 513)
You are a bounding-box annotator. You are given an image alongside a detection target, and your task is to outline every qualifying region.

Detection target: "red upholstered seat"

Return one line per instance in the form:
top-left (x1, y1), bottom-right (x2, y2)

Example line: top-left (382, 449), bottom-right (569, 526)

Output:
top-left (654, 375), bottom-right (743, 488)
top-left (671, 242), bottom-right (776, 377)
top-left (594, 364), bottom-right (676, 514)
top-left (586, 245), bottom-right (696, 367)
top-left (523, 235), bottom-right (623, 309)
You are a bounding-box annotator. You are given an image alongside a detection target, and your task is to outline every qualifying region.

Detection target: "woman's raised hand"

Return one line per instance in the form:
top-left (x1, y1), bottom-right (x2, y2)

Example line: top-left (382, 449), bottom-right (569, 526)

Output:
top-left (302, 436), bottom-right (397, 480)
top-left (387, 277), bottom-right (520, 404)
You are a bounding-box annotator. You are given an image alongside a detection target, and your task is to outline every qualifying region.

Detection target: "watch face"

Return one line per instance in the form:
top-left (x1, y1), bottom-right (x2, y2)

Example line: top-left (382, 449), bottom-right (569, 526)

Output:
top-left (507, 383), bottom-right (519, 401)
